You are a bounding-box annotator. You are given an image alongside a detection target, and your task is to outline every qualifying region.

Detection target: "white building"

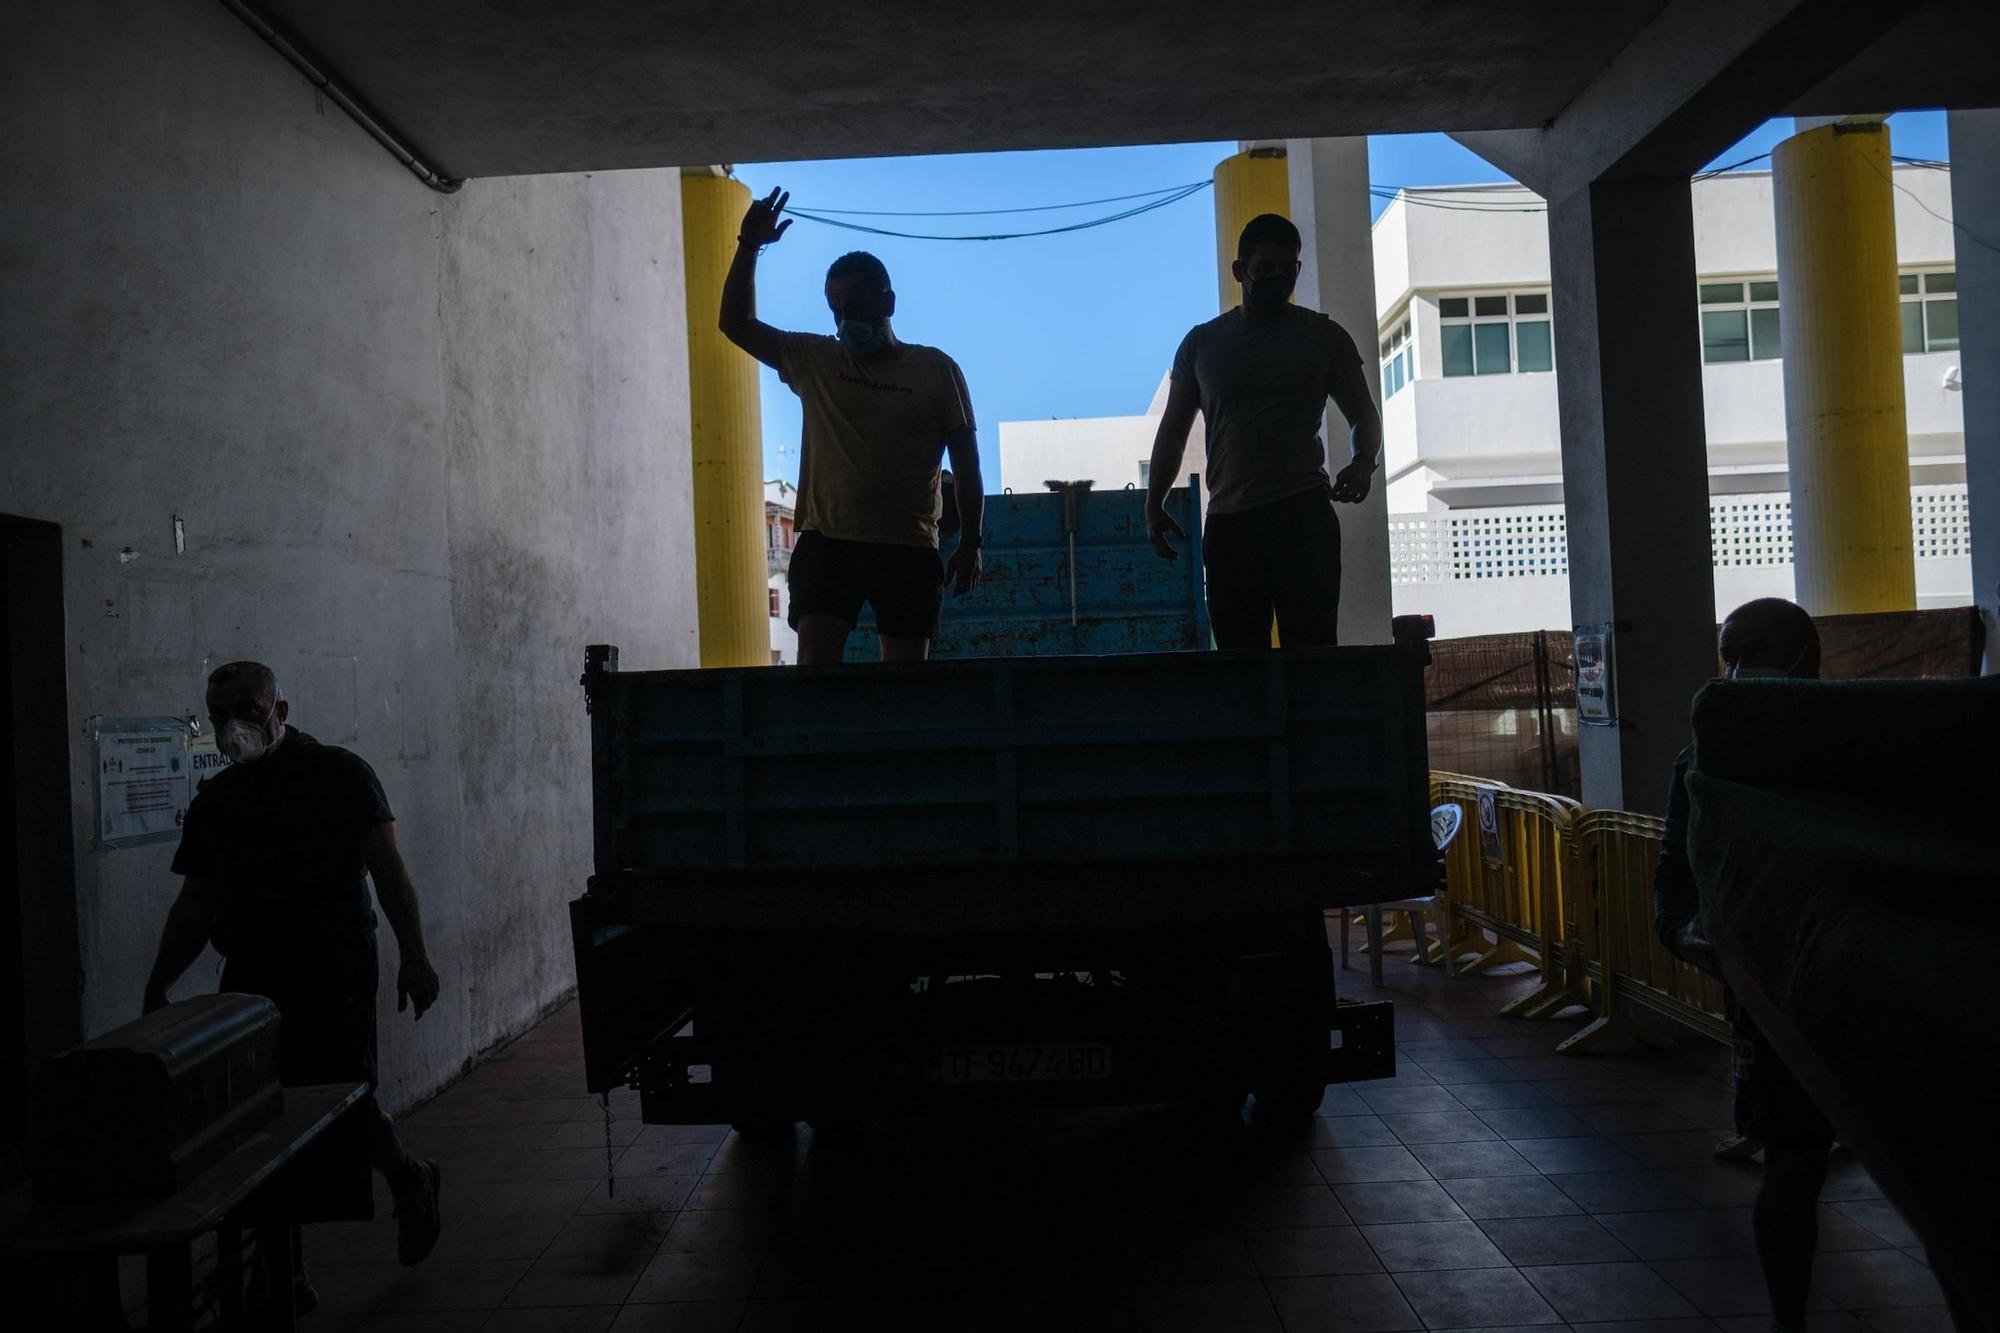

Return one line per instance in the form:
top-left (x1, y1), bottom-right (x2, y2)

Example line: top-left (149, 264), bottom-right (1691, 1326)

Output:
top-left (998, 375), bottom-right (1206, 497)
top-left (765, 479), bottom-right (798, 664)
top-left (997, 164), bottom-right (1973, 638)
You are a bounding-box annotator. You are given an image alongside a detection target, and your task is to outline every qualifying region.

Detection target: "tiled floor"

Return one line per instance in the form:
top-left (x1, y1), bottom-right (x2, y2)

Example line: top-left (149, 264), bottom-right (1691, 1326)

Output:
top-left (298, 926), bottom-right (1947, 1332)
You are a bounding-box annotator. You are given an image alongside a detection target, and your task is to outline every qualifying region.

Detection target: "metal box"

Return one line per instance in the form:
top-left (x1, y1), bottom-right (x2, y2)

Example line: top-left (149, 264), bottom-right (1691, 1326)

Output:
top-left (846, 480), bottom-right (1206, 660)
top-left (31, 994), bottom-right (283, 1202)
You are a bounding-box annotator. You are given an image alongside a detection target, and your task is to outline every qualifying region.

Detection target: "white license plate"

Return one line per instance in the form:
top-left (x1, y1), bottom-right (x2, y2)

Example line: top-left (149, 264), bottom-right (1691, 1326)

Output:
top-left (936, 1043), bottom-right (1112, 1084)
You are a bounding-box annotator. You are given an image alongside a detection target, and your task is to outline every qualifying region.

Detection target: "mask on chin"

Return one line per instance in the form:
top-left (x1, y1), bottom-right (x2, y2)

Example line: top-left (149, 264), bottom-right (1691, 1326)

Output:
top-left (1244, 272), bottom-right (1296, 314)
top-left (836, 320), bottom-right (886, 357)
top-left (220, 718), bottom-right (275, 763)
top-left (1727, 665), bottom-right (1785, 680)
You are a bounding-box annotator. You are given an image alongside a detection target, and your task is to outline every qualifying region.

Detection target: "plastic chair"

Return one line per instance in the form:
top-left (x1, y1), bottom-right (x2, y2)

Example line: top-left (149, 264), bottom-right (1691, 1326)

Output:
top-left (1341, 804), bottom-right (1463, 987)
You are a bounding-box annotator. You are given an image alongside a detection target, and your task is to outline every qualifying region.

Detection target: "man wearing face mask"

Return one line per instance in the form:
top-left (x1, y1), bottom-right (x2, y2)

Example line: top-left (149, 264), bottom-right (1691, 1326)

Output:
top-left (144, 661), bottom-right (443, 1306)
top-left (1654, 599), bottom-right (1833, 1333)
top-left (719, 186), bottom-right (984, 666)
top-left (1145, 213), bottom-right (1382, 649)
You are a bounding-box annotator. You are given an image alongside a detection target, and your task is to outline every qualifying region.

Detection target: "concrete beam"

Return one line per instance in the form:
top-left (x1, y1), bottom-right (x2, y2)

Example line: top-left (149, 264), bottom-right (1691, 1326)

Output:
top-left (1287, 136), bottom-right (1392, 645)
top-left (1452, 0), bottom-right (1913, 196)
top-left (1950, 110), bottom-right (2000, 672)
top-left (1548, 180), bottom-right (1718, 813)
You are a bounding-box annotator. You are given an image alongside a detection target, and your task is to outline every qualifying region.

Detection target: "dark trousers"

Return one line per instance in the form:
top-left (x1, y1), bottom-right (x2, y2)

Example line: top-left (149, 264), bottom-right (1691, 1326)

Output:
top-left (1203, 487), bottom-right (1343, 650)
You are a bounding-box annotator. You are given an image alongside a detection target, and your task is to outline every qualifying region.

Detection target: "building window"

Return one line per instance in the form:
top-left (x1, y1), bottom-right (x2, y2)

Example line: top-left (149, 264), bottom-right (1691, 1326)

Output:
top-left (769, 589), bottom-right (780, 616)
top-left (1902, 270), bottom-right (1958, 353)
top-left (1699, 279), bottom-right (1781, 363)
top-left (1439, 292), bottom-right (1551, 377)
top-left (1138, 460), bottom-right (1151, 486)
top-left (1379, 318), bottom-right (1412, 396)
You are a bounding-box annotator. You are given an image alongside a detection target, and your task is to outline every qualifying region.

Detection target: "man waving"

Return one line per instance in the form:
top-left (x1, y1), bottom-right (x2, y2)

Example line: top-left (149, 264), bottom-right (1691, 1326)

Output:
top-left (720, 187), bottom-right (984, 665)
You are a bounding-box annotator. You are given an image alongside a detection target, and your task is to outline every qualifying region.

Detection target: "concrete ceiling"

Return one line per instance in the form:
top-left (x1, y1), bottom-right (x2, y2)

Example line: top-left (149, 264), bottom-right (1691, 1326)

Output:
top-left (255, 1), bottom-right (1674, 179)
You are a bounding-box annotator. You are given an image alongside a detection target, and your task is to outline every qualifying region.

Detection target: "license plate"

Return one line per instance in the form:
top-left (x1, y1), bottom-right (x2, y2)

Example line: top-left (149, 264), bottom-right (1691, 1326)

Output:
top-left (935, 1043), bottom-right (1112, 1084)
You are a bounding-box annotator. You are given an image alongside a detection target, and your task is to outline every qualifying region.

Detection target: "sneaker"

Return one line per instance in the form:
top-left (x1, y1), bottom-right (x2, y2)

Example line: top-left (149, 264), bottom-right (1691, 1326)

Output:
top-left (392, 1158), bottom-right (442, 1266)
top-left (1713, 1134), bottom-right (1763, 1163)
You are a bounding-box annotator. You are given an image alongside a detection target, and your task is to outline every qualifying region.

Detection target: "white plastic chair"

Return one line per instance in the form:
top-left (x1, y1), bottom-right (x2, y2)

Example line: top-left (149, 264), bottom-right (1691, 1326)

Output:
top-left (1341, 804), bottom-right (1463, 987)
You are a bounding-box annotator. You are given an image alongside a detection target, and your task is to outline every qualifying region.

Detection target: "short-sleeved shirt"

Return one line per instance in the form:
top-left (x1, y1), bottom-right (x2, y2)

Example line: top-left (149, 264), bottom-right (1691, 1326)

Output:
top-left (778, 334), bottom-right (974, 549)
top-left (171, 727), bottom-right (392, 964)
top-left (1169, 305), bottom-right (1364, 515)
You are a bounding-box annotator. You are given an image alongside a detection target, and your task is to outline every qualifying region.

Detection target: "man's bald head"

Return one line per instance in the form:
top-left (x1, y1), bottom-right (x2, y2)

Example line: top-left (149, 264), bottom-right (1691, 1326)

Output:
top-left (1718, 598), bottom-right (1820, 679)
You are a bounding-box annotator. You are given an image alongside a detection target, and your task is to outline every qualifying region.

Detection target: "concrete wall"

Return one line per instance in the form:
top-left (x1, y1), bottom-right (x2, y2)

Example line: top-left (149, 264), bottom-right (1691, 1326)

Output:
top-left (998, 411), bottom-right (1209, 499)
top-left (1, 2), bottom-right (696, 1112)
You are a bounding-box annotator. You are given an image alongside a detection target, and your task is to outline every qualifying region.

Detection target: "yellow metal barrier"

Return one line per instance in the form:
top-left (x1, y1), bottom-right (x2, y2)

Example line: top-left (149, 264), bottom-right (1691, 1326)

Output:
top-left (1429, 776), bottom-right (1587, 1019)
top-left (1557, 810), bottom-right (1728, 1052)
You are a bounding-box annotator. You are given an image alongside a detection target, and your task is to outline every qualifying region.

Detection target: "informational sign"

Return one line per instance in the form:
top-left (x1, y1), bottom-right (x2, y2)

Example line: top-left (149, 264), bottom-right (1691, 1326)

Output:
top-left (95, 718), bottom-right (193, 850)
top-left (1476, 786), bottom-right (1505, 865)
top-left (188, 732), bottom-right (230, 788)
top-left (1574, 622), bottom-right (1618, 727)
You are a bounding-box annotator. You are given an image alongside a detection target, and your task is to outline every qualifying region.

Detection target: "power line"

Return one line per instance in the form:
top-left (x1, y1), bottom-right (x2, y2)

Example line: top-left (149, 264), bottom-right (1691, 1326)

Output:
top-left (795, 181), bottom-right (1211, 218)
top-left (783, 181), bottom-right (1212, 241)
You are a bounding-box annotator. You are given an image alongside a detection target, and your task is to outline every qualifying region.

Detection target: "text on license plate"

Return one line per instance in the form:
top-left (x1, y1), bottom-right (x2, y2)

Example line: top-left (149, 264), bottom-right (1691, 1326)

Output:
top-left (936, 1043), bottom-right (1112, 1083)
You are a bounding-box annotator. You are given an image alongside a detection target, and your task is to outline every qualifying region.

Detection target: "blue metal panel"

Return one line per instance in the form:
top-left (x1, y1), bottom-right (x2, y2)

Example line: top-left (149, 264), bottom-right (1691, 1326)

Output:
top-left (842, 479), bottom-right (1205, 661)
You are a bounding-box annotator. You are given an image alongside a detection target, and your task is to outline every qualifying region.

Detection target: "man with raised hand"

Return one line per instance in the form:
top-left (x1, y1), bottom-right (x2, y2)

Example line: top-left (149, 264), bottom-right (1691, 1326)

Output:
top-left (720, 186), bottom-right (984, 665)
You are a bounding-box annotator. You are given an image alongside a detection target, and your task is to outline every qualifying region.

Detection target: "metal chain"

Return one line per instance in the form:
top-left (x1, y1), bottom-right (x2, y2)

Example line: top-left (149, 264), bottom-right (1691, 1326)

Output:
top-left (601, 1091), bottom-right (616, 1200)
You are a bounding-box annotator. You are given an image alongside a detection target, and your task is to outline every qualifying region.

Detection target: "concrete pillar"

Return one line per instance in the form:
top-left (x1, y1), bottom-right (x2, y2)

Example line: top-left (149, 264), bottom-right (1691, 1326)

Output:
top-left (680, 170), bottom-right (770, 668)
top-left (1950, 110), bottom-right (2000, 673)
top-left (1548, 180), bottom-right (1719, 814)
top-left (1288, 136), bottom-right (1392, 645)
top-left (1772, 121), bottom-right (1916, 614)
top-left (1212, 148), bottom-right (1290, 314)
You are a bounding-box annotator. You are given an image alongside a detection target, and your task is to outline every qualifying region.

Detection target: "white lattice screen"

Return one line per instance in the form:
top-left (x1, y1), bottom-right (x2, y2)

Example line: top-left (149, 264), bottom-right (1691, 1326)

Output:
top-left (1389, 485), bottom-right (1969, 585)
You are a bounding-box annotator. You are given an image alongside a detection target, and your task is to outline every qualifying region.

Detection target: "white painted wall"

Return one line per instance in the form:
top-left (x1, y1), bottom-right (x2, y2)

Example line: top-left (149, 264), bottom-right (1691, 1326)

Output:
top-left (997, 375), bottom-right (1208, 496)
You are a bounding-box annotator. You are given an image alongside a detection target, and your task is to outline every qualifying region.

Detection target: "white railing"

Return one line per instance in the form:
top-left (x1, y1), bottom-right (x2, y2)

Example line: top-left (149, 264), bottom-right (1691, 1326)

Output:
top-left (1389, 484), bottom-right (1970, 586)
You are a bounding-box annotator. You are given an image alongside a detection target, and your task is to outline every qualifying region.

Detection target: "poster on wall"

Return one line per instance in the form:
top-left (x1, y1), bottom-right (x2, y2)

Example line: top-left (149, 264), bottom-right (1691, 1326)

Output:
top-left (1574, 622), bottom-right (1618, 727)
top-left (1476, 786), bottom-right (1505, 864)
top-left (94, 718), bottom-right (194, 850)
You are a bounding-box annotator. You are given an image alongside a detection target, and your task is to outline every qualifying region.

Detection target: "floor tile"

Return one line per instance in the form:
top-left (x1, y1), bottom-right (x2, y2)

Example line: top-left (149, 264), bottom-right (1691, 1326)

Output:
top-left (483, 1309), bottom-right (621, 1333)
top-left (1398, 1039), bottom-right (1496, 1064)
top-left (1244, 1226), bottom-right (1381, 1278)
top-left (1230, 1183), bottom-right (1354, 1229)
top-left (1594, 1210), bottom-right (1753, 1261)
top-left (1312, 1145), bottom-right (1432, 1184)
top-left (1477, 1106), bottom-right (1595, 1140)
top-left (1572, 1321), bottom-right (1722, 1333)
top-left (1478, 1214), bottom-right (1634, 1266)
top-left (1308, 1115), bottom-right (1403, 1148)
top-left (576, 1174), bottom-right (700, 1215)
top-left (505, 1252), bottom-right (652, 1308)
top-left (1570, 1101), bottom-right (1700, 1135)
top-left (1511, 1137), bottom-right (1642, 1175)
top-left (1137, 1279), bottom-right (1281, 1331)
top-left (424, 1212), bottom-right (568, 1263)
top-left (1846, 1308), bottom-right (1956, 1332)
top-left (606, 1301), bottom-right (750, 1331)
top-left (305, 1262), bottom-right (407, 1317)
top-left (1358, 1085), bottom-right (1468, 1115)
top-left (1656, 1166), bottom-right (1761, 1209)
top-left (1810, 1249), bottom-right (1946, 1310)
top-left (1310, 1085), bottom-right (1375, 1118)
top-left (546, 1211), bottom-right (676, 1257)
top-left (662, 1208), bottom-right (781, 1253)
top-left (628, 1250), bottom-right (765, 1303)
top-left (1829, 1200), bottom-right (1921, 1250)
top-left (440, 1179), bottom-right (595, 1220)
top-left (1649, 1256), bottom-right (1823, 1318)
top-left (1409, 1139), bottom-right (1539, 1180)
top-left (1714, 1316), bottom-right (1866, 1332)
top-left (1441, 1176), bottom-right (1585, 1220)
top-left (1608, 1132), bottom-right (1728, 1170)
top-left (1449, 1081), bottom-right (1560, 1110)
top-left (1380, 1111), bottom-right (1498, 1144)
top-left (543, 1118), bottom-right (645, 1151)
top-left (1361, 1220), bottom-right (1511, 1272)
top-left (1123, 1226), bottom-right (1257, 1282)
top-left (1520, 1261), bottom-right (1701, 1322)
top-left (349, 1313), bottom-right (487, 1332)
top-left (1548, 1172), bottom-right (1697, 1215)
top-left (1265, 1272), bottom-right (1425, 1332)
top-left (1334, 1180), bottom-right (1471, 1224)
top-left (1391, 1265), bottom-right (1562, 1328)
top-left (1410, 1058), bottom-right (1521, 1085)
top-left (371, 1258), bottom-right (534, 1311)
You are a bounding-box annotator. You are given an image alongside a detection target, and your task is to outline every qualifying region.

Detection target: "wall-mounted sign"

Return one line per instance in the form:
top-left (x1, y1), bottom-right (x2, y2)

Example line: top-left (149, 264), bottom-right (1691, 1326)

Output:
top-left (1574, 623), bottom-right (1618, 727)
top-left (1476, 786), bottom-right (1505, 865)
top-left (94, 718), bottom-right (193, 850)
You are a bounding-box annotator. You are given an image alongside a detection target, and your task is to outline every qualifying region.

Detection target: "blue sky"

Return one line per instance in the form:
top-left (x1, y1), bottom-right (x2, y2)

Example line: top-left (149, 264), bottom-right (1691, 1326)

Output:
top-left (736, 113), bottom-right (1951, 486)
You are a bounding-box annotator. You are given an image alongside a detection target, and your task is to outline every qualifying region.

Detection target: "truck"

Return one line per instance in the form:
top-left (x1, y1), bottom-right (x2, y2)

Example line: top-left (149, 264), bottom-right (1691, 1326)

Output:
top-left (570, 481), bottom-right (1436, 1128)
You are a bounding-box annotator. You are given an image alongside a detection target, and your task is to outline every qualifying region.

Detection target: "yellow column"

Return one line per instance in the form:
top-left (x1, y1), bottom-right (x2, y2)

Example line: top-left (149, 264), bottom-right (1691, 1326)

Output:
top-left (1212, 148), bottom-right (1291, 314)
top-left (1772, 122), bottom-right (1916, 614)
top-left (681, 171), bottom-right (771, 667)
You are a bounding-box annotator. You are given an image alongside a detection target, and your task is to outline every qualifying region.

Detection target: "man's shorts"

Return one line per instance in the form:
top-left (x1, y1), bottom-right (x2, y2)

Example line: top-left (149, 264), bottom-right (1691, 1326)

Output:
top-left (788, 531), bottom-right (945, 641)
top-left (1725, 991), bottom-right (1835, 1151)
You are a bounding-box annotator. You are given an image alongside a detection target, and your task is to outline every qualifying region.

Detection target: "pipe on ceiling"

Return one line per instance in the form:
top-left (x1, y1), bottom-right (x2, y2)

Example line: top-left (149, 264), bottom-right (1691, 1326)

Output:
top-left (218, 0), bottom-right (465, 193)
